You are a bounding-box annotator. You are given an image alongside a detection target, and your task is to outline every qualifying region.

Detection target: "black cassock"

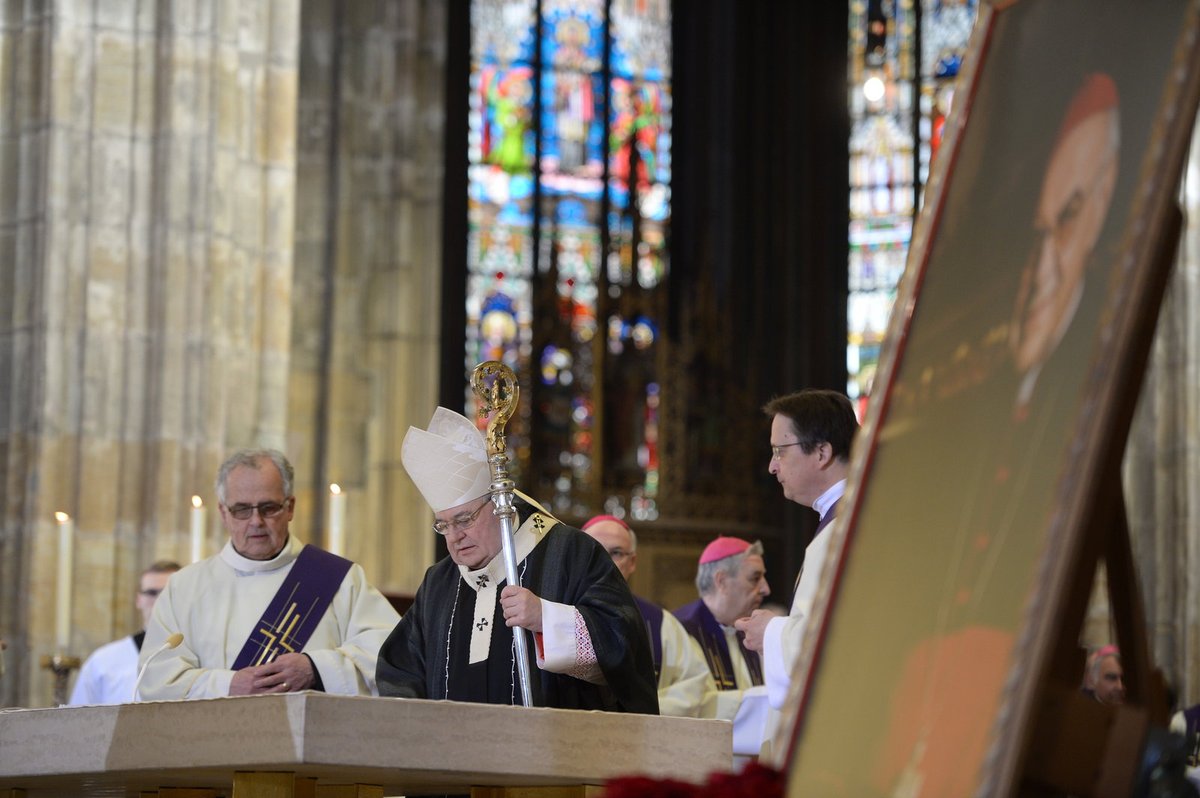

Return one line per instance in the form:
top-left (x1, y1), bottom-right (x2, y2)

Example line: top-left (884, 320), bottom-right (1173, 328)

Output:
top-left (376, 498), bottom-right (658, 714)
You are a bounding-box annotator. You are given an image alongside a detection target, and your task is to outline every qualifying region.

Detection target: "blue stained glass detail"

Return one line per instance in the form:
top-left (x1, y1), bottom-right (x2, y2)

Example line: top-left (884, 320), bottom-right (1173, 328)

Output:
top-left (470, 0), bottom-right (670, 512)
top-left (556, 199), bottom-right (590, 225)
top-left (543, 4), bottom-right (604, 71)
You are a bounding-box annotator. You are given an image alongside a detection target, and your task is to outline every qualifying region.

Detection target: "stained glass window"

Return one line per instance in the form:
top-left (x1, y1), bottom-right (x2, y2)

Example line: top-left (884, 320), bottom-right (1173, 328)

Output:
top-left (847, 0), bottom-right (979, 416)
top-left (468, 0), bottom-right (672, 520)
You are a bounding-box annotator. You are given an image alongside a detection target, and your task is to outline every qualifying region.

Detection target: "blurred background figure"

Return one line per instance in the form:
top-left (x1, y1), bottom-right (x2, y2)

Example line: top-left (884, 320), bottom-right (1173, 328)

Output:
top-left (583, 514), bottom-right (716, 717)
top-left (1082, 644), bottom-right (1125, 705)
top-left (69, 560), bottom-right (181, 705)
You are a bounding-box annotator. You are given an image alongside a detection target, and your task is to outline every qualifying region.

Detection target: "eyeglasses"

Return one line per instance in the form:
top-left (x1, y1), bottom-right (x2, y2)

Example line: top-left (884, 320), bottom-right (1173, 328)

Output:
top-left (138, 588), bottom-right (163, 598)
top-left (226, 501), bottom-right (288, 521)
top-left (770, 442), bottom-right (805, 460)
top-left (433, 497), bottom-right (493, 536)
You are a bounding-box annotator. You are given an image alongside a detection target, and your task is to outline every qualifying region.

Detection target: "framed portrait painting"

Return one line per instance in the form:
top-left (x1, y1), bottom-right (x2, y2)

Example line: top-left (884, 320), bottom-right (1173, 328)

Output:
top-left (781, 1), bottom-right (1200, 796)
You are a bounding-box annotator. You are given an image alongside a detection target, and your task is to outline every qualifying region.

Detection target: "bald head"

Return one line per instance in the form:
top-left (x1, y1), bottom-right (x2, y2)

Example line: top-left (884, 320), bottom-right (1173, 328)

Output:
top-left (582, 516), bottom-right (638, 581)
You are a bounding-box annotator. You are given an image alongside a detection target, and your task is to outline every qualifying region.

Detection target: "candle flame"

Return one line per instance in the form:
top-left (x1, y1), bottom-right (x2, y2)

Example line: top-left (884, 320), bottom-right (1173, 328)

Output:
top-left (54, 511), bottom-right (70, 523)
top-left (330, 483), bottom-right (342, 495)
top-left (191, 495), bottom-right (203, 509)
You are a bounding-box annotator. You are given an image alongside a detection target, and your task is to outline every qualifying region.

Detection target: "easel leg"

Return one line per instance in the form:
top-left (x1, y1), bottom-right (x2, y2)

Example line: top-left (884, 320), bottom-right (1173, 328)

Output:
top-left (1022, 464), bottom-right (1163, 795)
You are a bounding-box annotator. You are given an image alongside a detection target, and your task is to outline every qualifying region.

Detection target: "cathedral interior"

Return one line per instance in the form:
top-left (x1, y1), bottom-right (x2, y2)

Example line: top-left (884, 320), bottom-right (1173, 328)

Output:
top-left (3, 0), bottom-right (1200, 731)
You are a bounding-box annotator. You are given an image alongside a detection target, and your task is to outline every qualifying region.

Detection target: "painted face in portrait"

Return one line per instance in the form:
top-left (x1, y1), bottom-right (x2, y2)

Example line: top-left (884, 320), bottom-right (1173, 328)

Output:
top-left (437, 495), bottom-right (503, 570)
top-left (219, 462), bottom-right (295, 561)
top-left (1010, 76), bottom-right (1120, 375)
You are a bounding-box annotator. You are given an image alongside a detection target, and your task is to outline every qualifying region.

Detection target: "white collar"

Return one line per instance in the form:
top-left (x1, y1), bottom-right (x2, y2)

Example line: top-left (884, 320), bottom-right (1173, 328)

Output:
top-left (457, 506), bottom-right (555, 665)
top-left (813, 480), bottom-right (846, 521)
top-left (219, 535), bottom-right (298, 574)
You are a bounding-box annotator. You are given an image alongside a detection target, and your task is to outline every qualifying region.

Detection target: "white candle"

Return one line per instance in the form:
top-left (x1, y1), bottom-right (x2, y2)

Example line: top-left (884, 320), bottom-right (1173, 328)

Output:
top-left (328, 484), bottom-right (346, 556)
top-left (190, 496), bottom-right (206, 563)
top-left (54, 511), bottom-right (74, 652)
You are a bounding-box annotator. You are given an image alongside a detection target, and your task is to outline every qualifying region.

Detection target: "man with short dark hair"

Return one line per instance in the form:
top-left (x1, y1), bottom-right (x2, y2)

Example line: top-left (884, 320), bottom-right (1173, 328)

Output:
top-left (737, 389), bottom-right (858, 711)
top-left (69, 560), bottom-right (181, 705)
top-left (138, 448), bottom-right (398, 700)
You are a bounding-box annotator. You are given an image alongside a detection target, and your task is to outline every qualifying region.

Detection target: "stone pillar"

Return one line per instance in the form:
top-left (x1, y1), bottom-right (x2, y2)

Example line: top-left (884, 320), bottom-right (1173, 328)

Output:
top-left (291, 0), bottom-right (446, 593)
top-left (0, 0), bottom-right (299, 707)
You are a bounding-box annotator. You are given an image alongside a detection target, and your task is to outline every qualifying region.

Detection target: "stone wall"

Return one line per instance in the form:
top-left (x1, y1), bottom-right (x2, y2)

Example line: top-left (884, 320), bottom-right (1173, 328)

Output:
top-left (289, 0), bottom-right (445, 599)
top-left (0, 0), bottom-right (446, 708)
top-left (0, 0), bottom-right (301, 706)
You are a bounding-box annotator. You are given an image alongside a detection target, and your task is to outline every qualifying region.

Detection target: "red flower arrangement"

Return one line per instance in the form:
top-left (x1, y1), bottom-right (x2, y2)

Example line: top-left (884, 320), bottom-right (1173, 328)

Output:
top-left (603, 761), bottom-right (785, 798)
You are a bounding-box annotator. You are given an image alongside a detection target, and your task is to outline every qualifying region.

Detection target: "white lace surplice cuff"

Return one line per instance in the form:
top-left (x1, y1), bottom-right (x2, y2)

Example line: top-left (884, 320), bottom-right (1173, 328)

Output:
top-left (534, 599), bottom-right (605, 684)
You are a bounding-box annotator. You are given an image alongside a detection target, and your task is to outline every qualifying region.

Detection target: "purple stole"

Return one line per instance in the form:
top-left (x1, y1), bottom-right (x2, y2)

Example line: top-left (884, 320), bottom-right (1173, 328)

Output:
top-left (635, 596), bottom-right (664, 682)
top-left (815, 498), bottom-right (840, 536)
top-left (231, 545), bottom-right (353, 670)
top-left (673, 599), bottom-right (763, 690)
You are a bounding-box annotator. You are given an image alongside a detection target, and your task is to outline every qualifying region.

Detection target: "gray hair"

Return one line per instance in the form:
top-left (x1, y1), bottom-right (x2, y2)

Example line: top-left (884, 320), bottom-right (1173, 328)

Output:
top-left (215, 449), bottom-right (294, 505)
top-left (1086, 644), bottom-right (1121, 685)
top-left (696, 540), bottom-right (764, 596)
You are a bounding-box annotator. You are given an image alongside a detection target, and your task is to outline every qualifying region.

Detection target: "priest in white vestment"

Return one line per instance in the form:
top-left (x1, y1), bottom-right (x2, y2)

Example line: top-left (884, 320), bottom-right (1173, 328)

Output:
top-left (138, 449), bottom-right (399, 700)
top-left (69, 560), bottom-right (180, 705)
top-left (735, 389), bottom-right (858, 756)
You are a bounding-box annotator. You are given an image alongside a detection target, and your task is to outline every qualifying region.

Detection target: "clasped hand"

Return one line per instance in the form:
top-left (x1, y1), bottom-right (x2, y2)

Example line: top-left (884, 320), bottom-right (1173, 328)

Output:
top-left (229, 651), bottom-right (313, 696)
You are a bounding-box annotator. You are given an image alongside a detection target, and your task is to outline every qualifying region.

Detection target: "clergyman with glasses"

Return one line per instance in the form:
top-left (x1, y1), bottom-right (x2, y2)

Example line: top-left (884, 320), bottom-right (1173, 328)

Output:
top-left (137, 449), bottom-right (399, 700)
top-left (376, 407), bottom-right (658, 714)
top-left (735, 390), bottom-right (858, 723)
top-left (581, 514), bottom-right (716, 717)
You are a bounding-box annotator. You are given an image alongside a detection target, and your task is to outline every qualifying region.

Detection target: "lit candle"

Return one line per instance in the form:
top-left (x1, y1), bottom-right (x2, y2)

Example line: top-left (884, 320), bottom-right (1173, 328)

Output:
top-left (328, 484), bottom-right (346, 557)
top-left (54, 511), bottom-right (74, 653)
top-left (190, 496), bottom-right (206, 563)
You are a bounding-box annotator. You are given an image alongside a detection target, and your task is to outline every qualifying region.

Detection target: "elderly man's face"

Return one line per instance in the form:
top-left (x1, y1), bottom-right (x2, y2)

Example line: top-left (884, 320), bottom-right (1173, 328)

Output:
top-left (711, 554), bottom-right (770, 625)
top-left (1010, 110), bottom-right (1118, 373)
top-left (438, 495), bottom-right (503, 570)
top-left (583, 520), bottom-right (637, 581)
top-left (220, 462), bottom-right (294, 561)
top-left (1094, 654), bottom-right (1125, 705)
